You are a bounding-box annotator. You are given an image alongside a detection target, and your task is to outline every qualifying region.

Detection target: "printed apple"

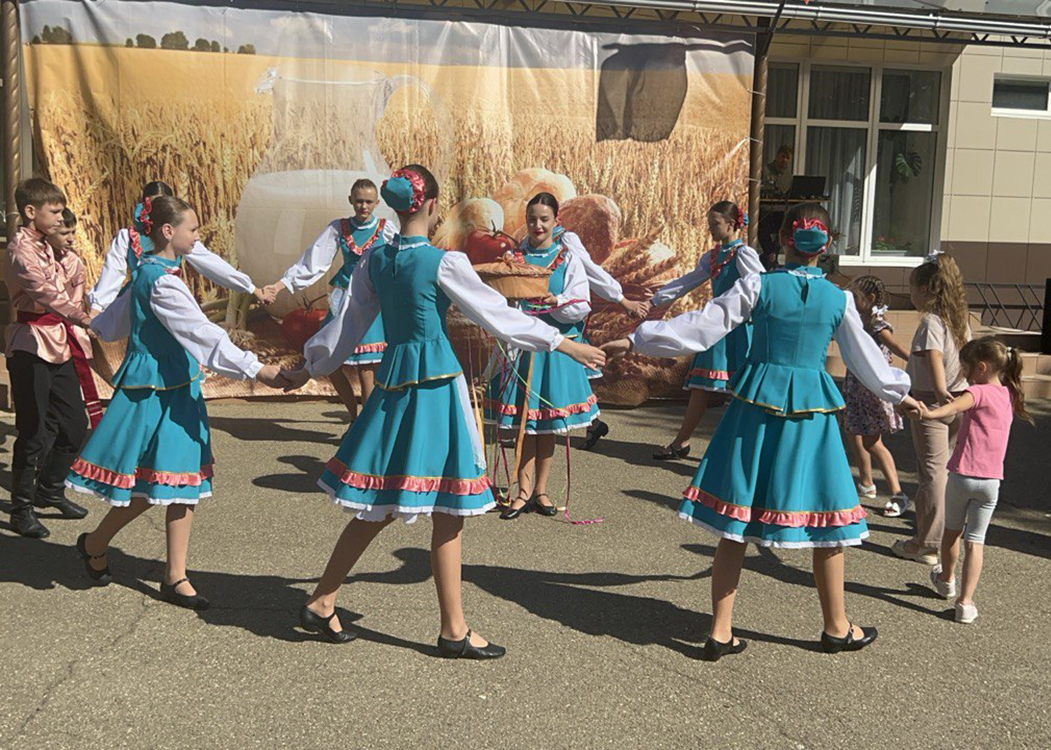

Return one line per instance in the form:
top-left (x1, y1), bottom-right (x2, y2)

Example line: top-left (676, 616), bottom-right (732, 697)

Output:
top-left (464, 227), bottom-right (518, 265)
top-left (281, 308), bottom-right (327, 351)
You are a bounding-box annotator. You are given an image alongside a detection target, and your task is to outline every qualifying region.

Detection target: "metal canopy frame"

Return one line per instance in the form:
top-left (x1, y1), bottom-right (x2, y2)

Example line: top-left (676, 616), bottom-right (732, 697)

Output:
top-left (315, 0), bottom-right (1051, 48)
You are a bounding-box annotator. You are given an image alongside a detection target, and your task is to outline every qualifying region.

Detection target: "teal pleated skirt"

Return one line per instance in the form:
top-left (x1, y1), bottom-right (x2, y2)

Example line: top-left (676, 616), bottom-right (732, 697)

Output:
top-left (684, 324), bottom-right (751, 392)
top-left (66, 379), bottom-right (213, 506)
top-left (677, 396), bottom-right (868, 548)
top-left (484, 348), bottom-right (599, 435)
top-left (318, 375), bottom-right (494, 521)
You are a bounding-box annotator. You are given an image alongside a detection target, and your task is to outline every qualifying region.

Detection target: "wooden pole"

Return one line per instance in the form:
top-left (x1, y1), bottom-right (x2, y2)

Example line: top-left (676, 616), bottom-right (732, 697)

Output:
top-left (1, 0), bottom-right (20, 235)
top-left (747, 17), bottom-right (771, 249)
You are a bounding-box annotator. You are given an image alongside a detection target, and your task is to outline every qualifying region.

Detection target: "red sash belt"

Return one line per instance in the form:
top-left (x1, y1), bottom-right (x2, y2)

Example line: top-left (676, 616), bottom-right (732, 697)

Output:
top-left (18, 311), bottom-right (103, 428)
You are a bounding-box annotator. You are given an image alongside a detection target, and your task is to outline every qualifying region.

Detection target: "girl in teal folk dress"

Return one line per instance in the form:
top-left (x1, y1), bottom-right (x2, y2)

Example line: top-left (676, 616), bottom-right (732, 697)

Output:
top-left (281, 166), bottom-right (605, 659)
top-left (267, 179), bottom-right (398, 417)
top-left (485, 193), bottom-right (600, 520)
top-left (70, 197), bottom-right (285, 610)
top-left (604, 203), bottom-right (921, 661)
top-left (648, 201), bottom-right (764, 461)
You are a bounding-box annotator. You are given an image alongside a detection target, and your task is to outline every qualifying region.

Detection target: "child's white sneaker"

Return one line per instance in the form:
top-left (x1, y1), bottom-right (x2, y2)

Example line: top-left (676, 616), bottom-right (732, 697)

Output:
top-left (929, 565), bottom-right (956, 599)
top-left (856, 483), bottom-right (877, 499)
top-left (955, 601), bottom-right (978, 624)
top-left (883, 493), bottom-right (909, 517)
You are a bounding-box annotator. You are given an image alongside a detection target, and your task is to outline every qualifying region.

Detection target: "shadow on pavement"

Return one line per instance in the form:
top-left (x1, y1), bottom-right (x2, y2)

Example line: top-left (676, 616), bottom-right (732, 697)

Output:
top-left (207, 416), bottom-right (341, 445)
top-left (252, 454), bottom-right (329, 493)
top-left (0, 534), bottom-right (434, 655)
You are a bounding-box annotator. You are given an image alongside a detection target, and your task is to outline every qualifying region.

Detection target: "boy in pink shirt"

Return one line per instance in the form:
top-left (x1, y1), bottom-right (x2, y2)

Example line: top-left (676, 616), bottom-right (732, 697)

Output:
top-left (916, 336), bottom-right (1032, 623)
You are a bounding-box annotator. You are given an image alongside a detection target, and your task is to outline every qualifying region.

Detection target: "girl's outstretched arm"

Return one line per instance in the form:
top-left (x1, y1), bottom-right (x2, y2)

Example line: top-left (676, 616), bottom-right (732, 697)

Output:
top-left (276, 221), bottom-right (342, 295)
top-left (621, 272), bottom-right (761, 359)
top-left (650, 254), bottom-right (712, 308)
top-left (878, 327), bottom-right (911, 362)
top-left (88, 229), bottom-right (131, 313)
top-left (919, 391), bottom-right (975, 421)
top-left (184, 241), bottom-right (257, 297)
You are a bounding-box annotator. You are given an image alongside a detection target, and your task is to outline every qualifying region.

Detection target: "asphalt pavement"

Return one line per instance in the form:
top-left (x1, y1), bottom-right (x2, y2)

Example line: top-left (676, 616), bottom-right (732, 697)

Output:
top-left (2, 399), bottom-right (1049, 749)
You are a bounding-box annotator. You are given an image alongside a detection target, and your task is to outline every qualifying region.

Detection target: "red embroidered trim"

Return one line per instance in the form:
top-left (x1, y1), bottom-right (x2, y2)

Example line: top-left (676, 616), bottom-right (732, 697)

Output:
top-left (129, 227), bottom-right (145, 261)
top-left (324, 459), bottom-right (492, 495)
top-left (70, 458), bottom-right (214, 489)
top-left (708, 244), bottom-right (739, 280)
top-left (338, 218), bottom-right (386, 257)
top-left (353, 342), bottom-right (387, 354)
top-left (683, 486), bottom-right (867, 528)
top-left (140, 197), bottom-right (153, 235)
top-left (688, 367), bottom-right (730, 381)
top-left (486, 393), bottom-right (598, 420)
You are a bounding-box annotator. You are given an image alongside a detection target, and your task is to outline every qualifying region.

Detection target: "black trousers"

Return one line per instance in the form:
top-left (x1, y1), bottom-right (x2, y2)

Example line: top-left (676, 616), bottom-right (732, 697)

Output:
top-left (6, 350), bottom-right (88, 511)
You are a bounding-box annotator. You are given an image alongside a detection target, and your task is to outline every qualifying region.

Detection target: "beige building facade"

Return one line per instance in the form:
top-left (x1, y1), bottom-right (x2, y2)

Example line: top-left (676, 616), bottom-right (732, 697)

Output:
top-left (764, 35), bottom-right (1051, 294)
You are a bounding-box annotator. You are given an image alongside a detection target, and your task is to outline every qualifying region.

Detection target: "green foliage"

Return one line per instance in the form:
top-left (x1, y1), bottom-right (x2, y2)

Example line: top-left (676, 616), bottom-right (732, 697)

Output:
top-left (136, 34), bottom-right (157, 49)
top-left (161, 31), bottom-right (190, 50)
top-left (237, 44), bottom-right (256, 55)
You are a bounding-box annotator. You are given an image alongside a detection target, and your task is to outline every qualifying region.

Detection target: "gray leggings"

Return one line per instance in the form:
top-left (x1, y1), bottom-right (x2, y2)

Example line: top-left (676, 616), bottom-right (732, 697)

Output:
top-left (944, 473), bottom-right (1001, 544)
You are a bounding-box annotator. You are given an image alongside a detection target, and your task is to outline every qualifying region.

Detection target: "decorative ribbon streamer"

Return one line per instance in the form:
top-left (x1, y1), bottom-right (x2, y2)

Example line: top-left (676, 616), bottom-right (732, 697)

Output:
top-left (19, 311), bottom-right (103, 428)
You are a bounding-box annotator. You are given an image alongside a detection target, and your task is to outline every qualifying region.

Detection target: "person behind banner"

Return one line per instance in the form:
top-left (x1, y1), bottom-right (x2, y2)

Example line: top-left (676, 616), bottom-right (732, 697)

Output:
top-left (4, 181), bottom-right (95, 538)
top-left (646, 201), bottom-right (763, 462)
top-left (280, 165), bottom-right (604, 658)
top-left (261, 179), bottom-right (397, 418)
top-left (484, 193), bottom-right (601, 519)
top-left (603, 202), bottom-right (920, 660)
top-left (88, 180), bottom-right (273, 314)
top-left (68, 197), bottom-right (286, 609)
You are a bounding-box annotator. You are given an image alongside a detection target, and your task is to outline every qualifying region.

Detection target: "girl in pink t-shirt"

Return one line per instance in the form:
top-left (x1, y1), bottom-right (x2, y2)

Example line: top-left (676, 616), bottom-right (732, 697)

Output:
top-left (916, 337), bottom-right (1032, 623)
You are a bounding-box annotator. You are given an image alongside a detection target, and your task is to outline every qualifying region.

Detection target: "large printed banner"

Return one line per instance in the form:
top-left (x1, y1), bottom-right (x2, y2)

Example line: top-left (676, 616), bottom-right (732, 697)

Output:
top-left (21, 0), bottom-right (753, 404)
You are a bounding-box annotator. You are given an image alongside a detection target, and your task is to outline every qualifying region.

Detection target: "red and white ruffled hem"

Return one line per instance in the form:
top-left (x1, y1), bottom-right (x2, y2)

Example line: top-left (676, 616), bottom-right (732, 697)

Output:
top-left (316, 478), bottom-right (495, 525)
top-left (683, 486), bottom-right (867, 528)
top-left (65, 481), bottom-right (210, 507)
top-left (323, 459), bottom-right (491, 495)
top-left (484, 393), bottom-right (598, 421)
top-left (677, 512), bottom-right (869, 549)
top-left (69, 457), bottom-right (214, 489)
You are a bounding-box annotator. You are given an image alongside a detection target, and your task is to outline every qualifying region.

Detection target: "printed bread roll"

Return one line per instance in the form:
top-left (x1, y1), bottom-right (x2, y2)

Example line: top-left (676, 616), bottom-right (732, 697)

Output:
top-left (559, 194), bottom-right (622, 264)
top-left (433, 197), bottom-right (504, 251)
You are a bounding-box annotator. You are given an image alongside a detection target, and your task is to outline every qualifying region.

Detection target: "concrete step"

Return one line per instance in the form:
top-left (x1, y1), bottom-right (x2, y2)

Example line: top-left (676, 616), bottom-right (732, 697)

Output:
top-left (974, 326), bottom-right (1043, 352)
top-left (1023, 374), bottom-right (1051, 400)
top-left (1021, 352), bottom-right (1051, 376)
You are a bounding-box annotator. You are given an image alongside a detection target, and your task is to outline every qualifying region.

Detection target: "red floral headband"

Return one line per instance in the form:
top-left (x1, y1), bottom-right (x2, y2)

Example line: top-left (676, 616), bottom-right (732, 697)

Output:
top-left (788, 217), bottom-right (830, 255)
top-left (382, 169), bottom-right (427, 213)
top-left (140, 197), bottom-right (154, 236)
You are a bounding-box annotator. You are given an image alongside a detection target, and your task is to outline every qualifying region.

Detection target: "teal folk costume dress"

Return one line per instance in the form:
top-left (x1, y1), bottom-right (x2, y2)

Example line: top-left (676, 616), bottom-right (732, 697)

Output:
top-left (67, 255), bottom-right (264, 505)
top-left (651, 240), bottom-right (764, 391)
top-left (631, 265), bottom-right (911, 548)
top-left (281, 216), bottom-right (398, 366)
top-left (302, 236), bottom-right (565, 522)
top-left (484, 238), bottom-right (600, 434)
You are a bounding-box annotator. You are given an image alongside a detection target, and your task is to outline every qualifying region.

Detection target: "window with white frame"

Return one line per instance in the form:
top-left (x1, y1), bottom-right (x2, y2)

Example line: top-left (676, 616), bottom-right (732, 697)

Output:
top-left (991, 75), bottom-right (1051, 117)
top-left (763, 62), bottom-right (946, 263)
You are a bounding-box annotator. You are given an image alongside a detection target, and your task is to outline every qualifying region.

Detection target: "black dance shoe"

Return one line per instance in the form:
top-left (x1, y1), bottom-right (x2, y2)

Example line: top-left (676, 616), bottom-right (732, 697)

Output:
top-left (821, 624), bottom-right (878, 654)
top-left (299, 605), bottom-right (356, 643)
top-left (160, 578), bottom-right (210, 611)
top-left (580, 419), bottom-right (609, 451)
top-left (35, 494), bottom-right (88, 519)
top-left (437, 630), bottom-right (506, 660)
top-left (10, 509), bottom-right (50, 539)
top-left (500, 497), bottom-right (532, 520)
top-left (652, 445), bottom-right (690, 461)
top-left (701, 635), bottom-right (748, 662)
top-left (532, 493), bottom-right (558, 517)
top-left (76, 532), bottom-right (112, 586)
